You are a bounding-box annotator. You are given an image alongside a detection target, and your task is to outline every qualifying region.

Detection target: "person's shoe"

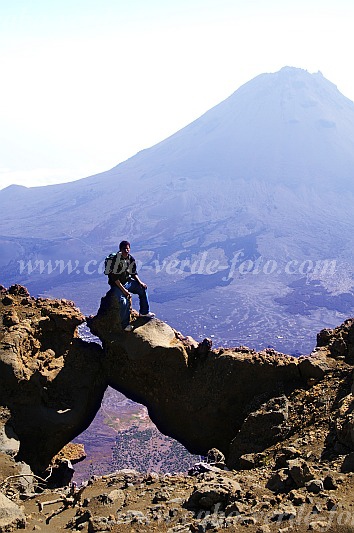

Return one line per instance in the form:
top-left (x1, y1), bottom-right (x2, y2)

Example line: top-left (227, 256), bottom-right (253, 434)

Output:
top-left (139, 312), bottom-right (155, 318)
top-left (124, 324), bottom-right (134, 332)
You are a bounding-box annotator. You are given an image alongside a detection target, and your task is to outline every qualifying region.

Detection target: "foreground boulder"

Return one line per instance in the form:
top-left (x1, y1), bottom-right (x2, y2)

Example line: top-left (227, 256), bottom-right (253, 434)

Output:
top-left (0, 492), bottom-right (26, 531)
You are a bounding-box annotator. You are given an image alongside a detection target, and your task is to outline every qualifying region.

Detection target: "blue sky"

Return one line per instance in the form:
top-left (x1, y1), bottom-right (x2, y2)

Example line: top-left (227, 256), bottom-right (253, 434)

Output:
top-left (1, 0), bottom-right (354, 188)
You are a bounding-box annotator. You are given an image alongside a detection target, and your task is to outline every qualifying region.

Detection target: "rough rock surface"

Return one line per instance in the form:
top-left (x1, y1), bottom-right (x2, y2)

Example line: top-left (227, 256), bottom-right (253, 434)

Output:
top-left (1, 286), bottom-right (354, 531)
top-left (87, 289), bottom-right (333, 459)
top-left (0, 285), bottom-right (105, 473)
top-left (0, 492), bottom-right (26, 532)
top-left (317, 318), bottom-right (354, 362)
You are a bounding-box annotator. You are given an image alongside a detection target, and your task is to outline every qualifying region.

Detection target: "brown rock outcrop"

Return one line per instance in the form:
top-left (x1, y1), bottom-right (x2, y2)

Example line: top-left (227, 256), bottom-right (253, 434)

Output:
top-left (316, 321), bottom-right (354, 453)
top-left (87, 289), bottom-right (333, 461)
top-left (316, 318), bottom-right (354, 362)
top-left (1, 284), bottom-right (354, 482)
top-left (0, 285), bottom-right (105, 474)
top-left (1, 286), bottom-right (354, 532)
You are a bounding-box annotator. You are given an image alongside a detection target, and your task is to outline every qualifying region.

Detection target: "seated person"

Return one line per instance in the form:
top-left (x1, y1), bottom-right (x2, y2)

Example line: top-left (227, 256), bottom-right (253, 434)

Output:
top-left (107, 240), bottom-right (154, 331)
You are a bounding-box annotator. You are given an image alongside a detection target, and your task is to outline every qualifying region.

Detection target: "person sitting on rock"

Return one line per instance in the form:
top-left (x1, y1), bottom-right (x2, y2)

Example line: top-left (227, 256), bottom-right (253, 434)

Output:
top-left (108, 240), bottom-right (155, 332)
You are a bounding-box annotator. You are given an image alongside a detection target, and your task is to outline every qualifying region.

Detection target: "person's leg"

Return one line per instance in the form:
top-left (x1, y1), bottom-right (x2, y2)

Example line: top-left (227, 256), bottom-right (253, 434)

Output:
top-left (125, 279), bottom-right (149, 315)
top-left (111, 285), bottom-right (131, 328)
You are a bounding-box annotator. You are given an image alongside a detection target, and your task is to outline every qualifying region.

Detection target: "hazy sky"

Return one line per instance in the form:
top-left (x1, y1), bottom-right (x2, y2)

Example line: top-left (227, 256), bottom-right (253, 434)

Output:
top-left (1, 0), bottom-right (354, 189)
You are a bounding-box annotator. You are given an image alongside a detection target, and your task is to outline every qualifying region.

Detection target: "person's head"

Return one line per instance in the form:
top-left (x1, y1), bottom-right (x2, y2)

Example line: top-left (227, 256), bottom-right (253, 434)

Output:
top-left (119, 240), bottom-right (130, 257)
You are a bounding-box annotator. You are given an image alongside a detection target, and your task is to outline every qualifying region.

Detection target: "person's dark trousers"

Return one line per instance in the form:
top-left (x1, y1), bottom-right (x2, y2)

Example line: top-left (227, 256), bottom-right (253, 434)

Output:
top-left (111, 279), bottom-right (150, 328)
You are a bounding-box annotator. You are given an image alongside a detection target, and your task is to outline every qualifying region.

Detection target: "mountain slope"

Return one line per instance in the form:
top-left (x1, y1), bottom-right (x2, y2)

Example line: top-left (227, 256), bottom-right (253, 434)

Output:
top-left (2, 67), bottom-right (354, 235)
top-left (1, 66), bottom-right (354, 353)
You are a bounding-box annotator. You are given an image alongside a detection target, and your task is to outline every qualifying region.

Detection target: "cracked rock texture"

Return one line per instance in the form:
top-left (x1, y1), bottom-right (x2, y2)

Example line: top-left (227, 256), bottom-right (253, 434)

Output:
top-left (0, 285), bottom-right (105, 473)
top-left (2, 286), bottom-right (354, 474)
top-left (87, 289), bottom-right (335, 461)
top-left (1, 285), bottom-right (354, 532)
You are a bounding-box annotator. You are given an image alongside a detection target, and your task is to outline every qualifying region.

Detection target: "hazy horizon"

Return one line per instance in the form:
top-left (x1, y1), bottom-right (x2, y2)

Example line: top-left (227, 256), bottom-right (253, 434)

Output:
top-left (1, 0), bottom-right (354, 189)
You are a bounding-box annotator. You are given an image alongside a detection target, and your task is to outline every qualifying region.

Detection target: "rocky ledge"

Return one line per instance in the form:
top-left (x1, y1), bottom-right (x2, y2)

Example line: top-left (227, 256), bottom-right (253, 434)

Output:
top-left (87, 289), bottom-right (351, 466)
top-left (0, 285), bottom-right (354, 532)
top-left (0, 284), bottom-right (105, 473)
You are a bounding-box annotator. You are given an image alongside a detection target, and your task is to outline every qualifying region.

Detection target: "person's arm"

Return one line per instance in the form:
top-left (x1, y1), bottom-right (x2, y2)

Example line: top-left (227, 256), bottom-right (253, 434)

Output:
top-left (132, 273), bottom-right (147, 289)
top-left (114, 279), bottom-right (131, 298)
